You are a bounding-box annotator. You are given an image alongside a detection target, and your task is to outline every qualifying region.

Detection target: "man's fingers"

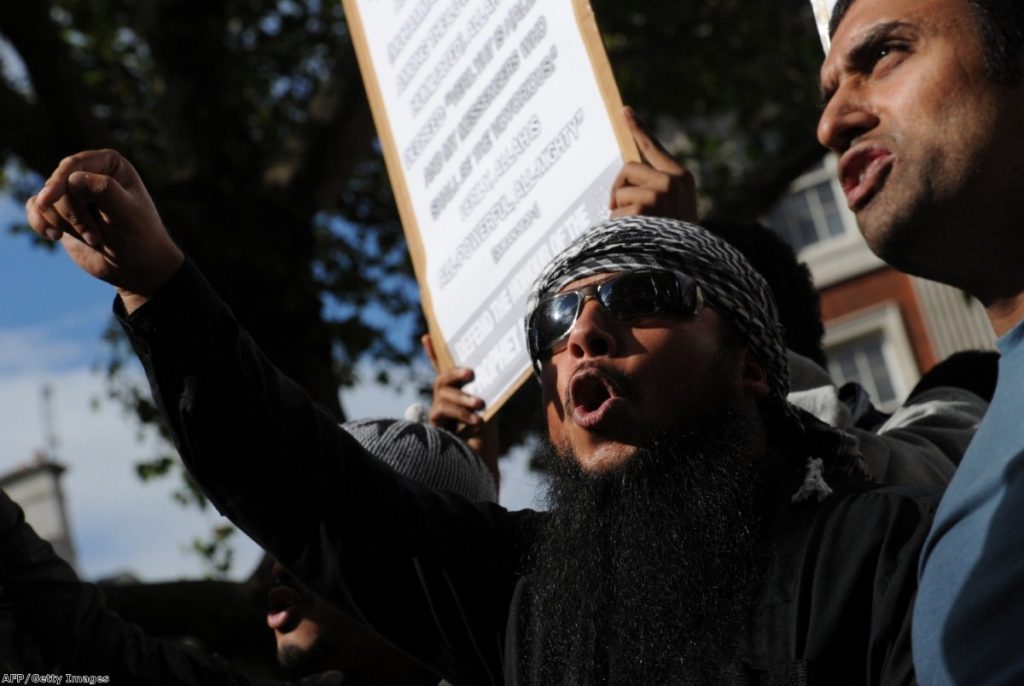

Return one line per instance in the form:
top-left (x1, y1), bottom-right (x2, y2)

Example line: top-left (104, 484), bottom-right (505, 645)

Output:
top-left (27, 196), bottom-right (88, 244)
top-left (615, 163), bottom-right (673, 192)
top-left (36, 150), bottom-right (125, 208)
top-left (623, 106), bottom-right (683, 173)
top-left (60, 170), bottom-right (136, 248)
top-left (33, 150), bottom-right (136, 249)
top-left (26, 196), bottom-right (63, 241)
top-left (609, 163), bottom-right (661, 208)
top-left (434, 366), bottom-right (474, 391)
top-left (52, 189), bottom-right (101, 249)
top-left (609, 166), bottom-right (629, 208)
top-left (611, 204), bottom-right (644, 219)
top-left (609, 158), bottom-right (698, 222)
top-left (610, 167), bottom-right (675, 217)
top-left (435, 385), bottom-right (485, 410)
top-left (68, 172), bottom-right (121, 234)
top-left (429, 364), bottom-right (484, 428)
top-left (429, 398), bottom-right (483, 427)
top-left (612, 186), bottom-right (659, 213)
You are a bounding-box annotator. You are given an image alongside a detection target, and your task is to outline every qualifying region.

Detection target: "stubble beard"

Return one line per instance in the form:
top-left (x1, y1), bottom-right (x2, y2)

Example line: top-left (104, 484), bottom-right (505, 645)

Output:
top-left (277, 632), bottom-right (334, 676)
top-left (857, 170), bottom-right (947, 279)
top-left (856, 138), bottom-right (1010, 294)
top-left (852, 142), bottom-right (934, 274)
top-left (521, 405), bottom-right (766, 684)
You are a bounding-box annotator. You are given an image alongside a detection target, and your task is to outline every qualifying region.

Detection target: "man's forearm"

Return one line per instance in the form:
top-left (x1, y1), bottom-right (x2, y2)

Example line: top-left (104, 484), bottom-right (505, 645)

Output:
top-left (116, 259), bottom-right (522, 684)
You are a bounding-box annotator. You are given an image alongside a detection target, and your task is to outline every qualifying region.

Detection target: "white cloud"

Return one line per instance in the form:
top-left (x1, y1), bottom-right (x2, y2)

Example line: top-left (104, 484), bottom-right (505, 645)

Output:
top-left (499, 441), bottom-right (547, 511)
top-left (0, 327), bottom-right (87, 376)
top-left (341, 367), bottom-right (427, 421)
top-left (0, 304), bottom-right (112, 376)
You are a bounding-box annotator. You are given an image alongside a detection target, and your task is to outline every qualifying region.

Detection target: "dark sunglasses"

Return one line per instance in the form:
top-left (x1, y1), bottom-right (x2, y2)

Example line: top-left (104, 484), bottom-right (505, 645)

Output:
top-left (527, 270), bottom-right (704, 370)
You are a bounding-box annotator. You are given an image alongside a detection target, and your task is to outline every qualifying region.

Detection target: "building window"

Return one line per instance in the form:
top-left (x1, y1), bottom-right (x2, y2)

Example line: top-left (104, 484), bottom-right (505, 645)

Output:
top-left (823, 304), bottom-right (919, 413)
top-left (828, 335), bottom-right (898, 407)
top-left (766, 155), bottom-right (886, 288)
top-left (768, 177), bottom-right (847, 252)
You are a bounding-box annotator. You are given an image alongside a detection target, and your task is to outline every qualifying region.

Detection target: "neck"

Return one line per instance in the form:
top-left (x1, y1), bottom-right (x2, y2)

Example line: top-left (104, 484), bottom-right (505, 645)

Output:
top-left (987, 293), bottom-right (1024, 337)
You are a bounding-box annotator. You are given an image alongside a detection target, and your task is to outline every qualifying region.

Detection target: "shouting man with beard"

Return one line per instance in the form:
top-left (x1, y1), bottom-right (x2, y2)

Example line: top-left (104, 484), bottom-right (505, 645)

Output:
top-left (514, 217), bottom-right (928, 684)
top-left (27, 151), bottom-right (934, 684)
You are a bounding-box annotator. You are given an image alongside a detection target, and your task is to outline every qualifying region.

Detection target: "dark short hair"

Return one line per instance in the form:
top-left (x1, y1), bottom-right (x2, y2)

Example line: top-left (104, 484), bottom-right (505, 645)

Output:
top-left (702, 219), bottom-right (827, 368)
top-left (830, 0), bottom-right (1024, 86)
top-left (908, 350), bottom-right (1000, 403)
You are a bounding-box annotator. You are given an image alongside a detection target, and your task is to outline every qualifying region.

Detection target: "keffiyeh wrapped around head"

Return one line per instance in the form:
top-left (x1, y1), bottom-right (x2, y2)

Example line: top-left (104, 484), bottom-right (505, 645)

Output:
top-left (526, 216), bottom-right (791, 404)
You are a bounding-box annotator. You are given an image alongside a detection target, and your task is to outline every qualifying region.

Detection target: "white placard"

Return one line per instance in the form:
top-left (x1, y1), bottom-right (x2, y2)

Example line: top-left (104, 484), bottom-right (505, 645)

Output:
top-left (343, 0), bottom-right (635, 415)
top-left (810, 0), bottom-right (838, 52)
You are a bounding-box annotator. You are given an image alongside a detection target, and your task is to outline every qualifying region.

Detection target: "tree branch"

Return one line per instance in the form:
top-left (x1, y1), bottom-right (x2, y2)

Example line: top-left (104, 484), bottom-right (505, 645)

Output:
top-left (136, 0), bottom-right (231, 180)
top-left (0, 81), bottom-right (60, 175)
top-left (708, 137), bottom-right (826, 221)
top-left (265, 41), bottom-right (378, 212)
top-left (0, 0), bottom-right (105, 167)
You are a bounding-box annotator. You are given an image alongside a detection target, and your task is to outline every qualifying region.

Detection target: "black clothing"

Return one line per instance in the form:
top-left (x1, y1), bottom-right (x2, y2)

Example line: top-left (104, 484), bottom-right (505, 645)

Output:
top-left (121, 260), bottom-right (935, 685)
top-left (0, 489), bottom-right (343, 685)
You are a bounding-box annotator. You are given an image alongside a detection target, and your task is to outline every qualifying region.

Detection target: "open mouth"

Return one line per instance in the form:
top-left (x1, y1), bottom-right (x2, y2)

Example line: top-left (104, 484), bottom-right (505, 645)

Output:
top-left (267, 584), bottom-right (305, 631)
top-left (569, 368), bottom-right (624, 428)
top-left (840, 146), bottom-right (894, 211)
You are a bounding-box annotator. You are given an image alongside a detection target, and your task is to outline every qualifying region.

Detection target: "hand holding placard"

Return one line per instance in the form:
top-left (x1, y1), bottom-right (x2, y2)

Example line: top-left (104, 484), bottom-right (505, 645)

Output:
top-left (610, 107), bottom-right (696, 222)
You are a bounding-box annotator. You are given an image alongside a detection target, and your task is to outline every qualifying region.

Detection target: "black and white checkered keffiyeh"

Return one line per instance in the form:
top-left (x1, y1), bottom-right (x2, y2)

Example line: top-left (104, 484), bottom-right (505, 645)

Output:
top-left (525, 216), bottom-right (873, 502)
top-left (526, 216), bottom-right (790, 404)
top-left (343, 418), bottom-right (497, 502)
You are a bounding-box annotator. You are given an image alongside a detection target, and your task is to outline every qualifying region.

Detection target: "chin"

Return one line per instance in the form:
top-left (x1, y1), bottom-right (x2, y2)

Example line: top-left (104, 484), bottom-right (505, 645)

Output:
top-left (857, 191), bottom-right (933, 263)
top-left (276, 629), bottom-right (324, 672)
top-left (277, 643), bottom-right (313, 671)
top-left (864, 213), bottom-right (953, 285)
top-left (857, 202), bottom-right (899, 253)
top-left (573, 441), bottom-right (640, 474)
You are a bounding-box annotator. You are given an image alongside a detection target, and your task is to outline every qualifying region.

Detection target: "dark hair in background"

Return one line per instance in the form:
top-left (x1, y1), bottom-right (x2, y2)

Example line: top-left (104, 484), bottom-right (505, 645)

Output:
top-left (702, 219), bottom-right (827, 368)
top-left (908, 350), bottom-right (1000, 404)
top-left (829, 0), bottom-right (1024, 86)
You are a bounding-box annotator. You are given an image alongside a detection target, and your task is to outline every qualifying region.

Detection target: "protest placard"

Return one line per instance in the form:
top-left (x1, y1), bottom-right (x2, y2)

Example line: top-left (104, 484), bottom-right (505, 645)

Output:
top-left (810, 0), bottom-right (838, 52)
top-left (342, 0), bottom-right (637, 416)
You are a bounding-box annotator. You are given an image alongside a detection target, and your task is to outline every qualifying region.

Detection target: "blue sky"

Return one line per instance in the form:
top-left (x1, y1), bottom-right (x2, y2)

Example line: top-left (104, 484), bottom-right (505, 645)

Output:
top-left (0, 198), bottom-right (110, 356)
top-left (0, 193), bottom-right (543, 582)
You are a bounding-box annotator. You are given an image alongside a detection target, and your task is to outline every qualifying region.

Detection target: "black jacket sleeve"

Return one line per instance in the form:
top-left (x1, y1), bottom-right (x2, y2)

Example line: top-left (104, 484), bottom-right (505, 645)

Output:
top-left (118, 260), bottom-right (534, 686)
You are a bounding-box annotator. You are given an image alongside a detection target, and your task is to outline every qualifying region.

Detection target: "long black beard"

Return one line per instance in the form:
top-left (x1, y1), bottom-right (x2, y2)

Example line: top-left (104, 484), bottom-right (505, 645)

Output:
top-left (521, 411), bottom-right (765, 684)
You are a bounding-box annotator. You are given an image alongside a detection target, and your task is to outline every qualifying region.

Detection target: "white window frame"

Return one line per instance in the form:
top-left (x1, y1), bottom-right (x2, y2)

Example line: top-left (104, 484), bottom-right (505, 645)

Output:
top-left (823, 303), bottom-right (920, 412)
top-left (775, 155), bottom-right (886, 288)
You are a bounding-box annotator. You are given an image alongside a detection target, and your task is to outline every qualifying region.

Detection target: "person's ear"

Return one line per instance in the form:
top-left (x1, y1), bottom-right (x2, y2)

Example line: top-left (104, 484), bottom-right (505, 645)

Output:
top-left (739, 348), bottom-right (771, 400)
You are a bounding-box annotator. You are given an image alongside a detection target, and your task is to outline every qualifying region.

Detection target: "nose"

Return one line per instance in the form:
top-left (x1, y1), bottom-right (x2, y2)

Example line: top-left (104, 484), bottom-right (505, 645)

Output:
top-left (817, 84), bottom-right (879, 153)
top-left (565, 299), bottom-right (619, 360)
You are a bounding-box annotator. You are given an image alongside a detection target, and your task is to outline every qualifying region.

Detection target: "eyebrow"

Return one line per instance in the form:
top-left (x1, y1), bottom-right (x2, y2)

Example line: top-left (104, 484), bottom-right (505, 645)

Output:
top-left (819, 20), bottom-right (914, 110)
